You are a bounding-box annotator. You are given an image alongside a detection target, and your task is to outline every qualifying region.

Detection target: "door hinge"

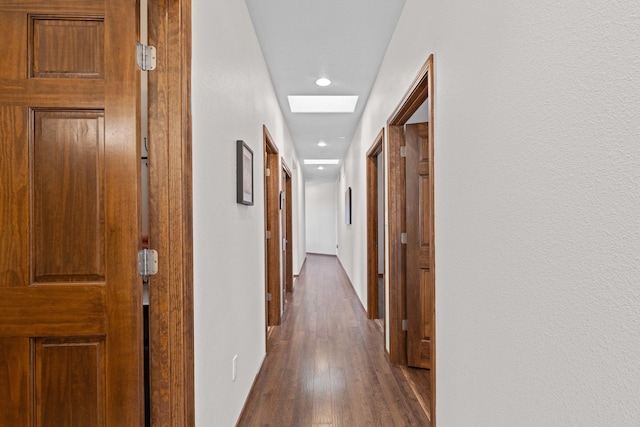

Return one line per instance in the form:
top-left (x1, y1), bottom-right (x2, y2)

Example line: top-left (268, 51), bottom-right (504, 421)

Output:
top-left (267, 292), bottom-right (272, 302)
top-left (266, 168), bottom-right (271, 177)
top-left (138, 249), bottom-right (158, 277)
top-left (266, 230), bottom-right (271, 239)
top-left (136, 42), bottom-right (157, 71)
top-left (401, 233), bottom-right (407, 244)
top-left (402, 319), bottom-right (408, 331)
top-left (400, 146), bottom-right (406, 158)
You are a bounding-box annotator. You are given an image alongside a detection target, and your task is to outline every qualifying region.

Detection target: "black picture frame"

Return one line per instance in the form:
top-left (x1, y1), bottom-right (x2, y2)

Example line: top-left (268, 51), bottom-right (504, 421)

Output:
top-left (345, 186), bottom-right (352, 224)
top-left (236, 140), bottom-right (254, 205)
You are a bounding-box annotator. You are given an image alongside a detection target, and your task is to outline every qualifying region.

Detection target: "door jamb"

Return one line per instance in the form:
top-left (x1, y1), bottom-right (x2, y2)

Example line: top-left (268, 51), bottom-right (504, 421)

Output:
top-left (281, 160), bottom-right (294, 295)
top-left (263, 126), bottom-right (281, 332)
top-left (387, 54), bottom-right (436, 425)
top-left (366, 128), bottom-right (385, 321)
top-left (147, 0), bottom-right (194, 425)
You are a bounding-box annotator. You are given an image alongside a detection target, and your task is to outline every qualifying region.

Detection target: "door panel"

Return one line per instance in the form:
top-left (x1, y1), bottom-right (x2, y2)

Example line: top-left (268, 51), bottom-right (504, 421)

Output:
top-left (405, 122), bottom-right (432, 369)
top-left (34, 336), bottom-right (106, 426)
top-left (30, 17), bottom-right (105, 79)
top-left (0, 0), bottom-right (142, 425)
top-left (33, 111), bottom-right (105, 282)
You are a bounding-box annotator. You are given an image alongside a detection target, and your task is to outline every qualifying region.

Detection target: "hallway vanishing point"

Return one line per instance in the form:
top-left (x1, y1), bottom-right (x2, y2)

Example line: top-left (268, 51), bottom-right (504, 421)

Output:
top-left (238, 254), bottom-right (431, 426)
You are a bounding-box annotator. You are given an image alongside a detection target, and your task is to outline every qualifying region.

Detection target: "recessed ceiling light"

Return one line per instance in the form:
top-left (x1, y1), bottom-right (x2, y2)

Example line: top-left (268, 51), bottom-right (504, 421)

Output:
top-left (315, 78), bottom-right (331, 87)
top-left (288, 96), bottom-right (358, 113)
top-left (317, 141), bottom-right (327, 147)
top-left (304, 159), bottom-right (340, 165)
top-left (318, 166), bottom-right (324, 170)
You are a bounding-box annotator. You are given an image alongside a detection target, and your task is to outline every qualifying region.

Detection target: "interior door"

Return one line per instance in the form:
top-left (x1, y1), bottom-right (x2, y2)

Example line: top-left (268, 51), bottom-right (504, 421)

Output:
top-left (281, 169), bottom-right (287, 298)
top-left (0, 0), bottom-right (142, 425)
top-left (405, 122), bottom-right (432, 369)
top-left (264, 128), bottom-right (281, 327)
top-left (284, 170), bottom-right (293, 294)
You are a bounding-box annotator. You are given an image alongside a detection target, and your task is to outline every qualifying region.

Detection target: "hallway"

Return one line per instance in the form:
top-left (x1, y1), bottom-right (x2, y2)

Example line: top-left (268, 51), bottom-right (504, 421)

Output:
top-left (237, 254), bottom-right (430, 426)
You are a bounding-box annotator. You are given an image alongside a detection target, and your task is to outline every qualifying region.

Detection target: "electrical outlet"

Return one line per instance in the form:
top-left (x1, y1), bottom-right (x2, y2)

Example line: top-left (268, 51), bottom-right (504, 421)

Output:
top-left (232, 355), bottom-right (238, 381)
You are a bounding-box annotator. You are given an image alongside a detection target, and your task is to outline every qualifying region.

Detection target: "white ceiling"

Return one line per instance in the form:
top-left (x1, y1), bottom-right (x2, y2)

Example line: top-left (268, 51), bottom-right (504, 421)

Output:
top-left (245, 0), bottom-right (406, 183)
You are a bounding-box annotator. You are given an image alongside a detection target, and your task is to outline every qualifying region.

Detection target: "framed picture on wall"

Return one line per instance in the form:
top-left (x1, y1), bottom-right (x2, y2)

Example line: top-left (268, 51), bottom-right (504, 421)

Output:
top-left (236, 140), bottom-right (254, 205)
top-left (345, 186), bottom-right (352, 225)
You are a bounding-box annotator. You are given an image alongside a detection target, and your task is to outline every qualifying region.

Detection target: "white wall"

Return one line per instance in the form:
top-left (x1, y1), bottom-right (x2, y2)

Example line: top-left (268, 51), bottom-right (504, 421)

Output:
top-left (340, 0), bottom-right (640, 425)
top-left (292, 160), bottom-right (307, 273)
top-left (305, 181), bottom-right (338, 255)
top-left (191, 1), bottom-right (305, 425)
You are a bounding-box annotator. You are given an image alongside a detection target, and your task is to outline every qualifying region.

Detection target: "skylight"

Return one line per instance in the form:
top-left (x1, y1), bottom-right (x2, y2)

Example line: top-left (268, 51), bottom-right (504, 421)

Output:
top-left (303, 159), bottom-right (340, 165)
top-left (288, 96), bottom-right (358, 113)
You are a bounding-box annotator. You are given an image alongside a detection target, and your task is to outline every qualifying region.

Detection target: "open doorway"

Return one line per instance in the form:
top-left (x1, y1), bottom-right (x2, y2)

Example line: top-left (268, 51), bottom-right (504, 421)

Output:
top-left (386, 55), bottom-right (436, 424)
top-left (366, 129), bottom-right (386, 336)
top-left (263, 126), bottom-right (282, 339)
top-left (282, 160), bottom-right (294, 298)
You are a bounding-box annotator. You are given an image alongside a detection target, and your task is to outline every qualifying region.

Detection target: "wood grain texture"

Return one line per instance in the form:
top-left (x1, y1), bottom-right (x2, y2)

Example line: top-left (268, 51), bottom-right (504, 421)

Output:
top-left (263, 126), bottom-right (281, 327)
top-left (0, 0), bottom-right (103, 15)
top-left (30, 17), bottom-right (104, 78)
top-left (34, 337), bottom-right (106, 426)
top-left (386, 124), bottom-right (407, 366)
top-left (103, 0), bottom-right (144, 423)
top-left (0, 0), bottom-right (143, 425)
top-left (405, 122), bottom-right (431, 369)
top-left (237, 254), bottom-right (430, 427)
top-left (0, 80), bottom-right (104, 107)
top-left (282, 161), bottom-right (294, 295)
top-left (0, 107), bottom-right (28, 288)
top-left (0, 287), bottom-right (106, 336)
top-left (147, 0), bottom-right (195, 424)
top-left (281, 166), bottom-right (288, 296)
top-left (366, 129), bottom-right (384, 320)
top-left (0, 338), bottom-right (30, 426)
top-left (32, 111), bottom-right (105, 282)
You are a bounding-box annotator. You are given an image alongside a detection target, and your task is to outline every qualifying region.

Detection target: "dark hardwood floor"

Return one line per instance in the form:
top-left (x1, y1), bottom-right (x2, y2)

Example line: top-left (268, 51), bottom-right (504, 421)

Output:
top-left (237, 254), bottom-right (431, 427)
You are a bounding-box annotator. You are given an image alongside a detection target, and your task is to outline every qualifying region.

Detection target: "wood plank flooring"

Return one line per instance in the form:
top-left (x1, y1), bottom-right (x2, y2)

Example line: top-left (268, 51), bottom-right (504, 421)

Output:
top-left (237, 254), bottom-right (431, 427)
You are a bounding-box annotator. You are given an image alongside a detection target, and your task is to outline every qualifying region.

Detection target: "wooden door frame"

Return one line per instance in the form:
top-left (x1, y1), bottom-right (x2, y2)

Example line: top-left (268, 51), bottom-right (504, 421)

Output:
top-left (387, 54), bottom-right (436, 424)
top-left (282, 159), bottom-right (294, 294)
top-left (147, 0), bottom-right (194, 425)
top-left (366, 128), bottom-right (385, 321)
top-left (263, 126), bottom-right (281, 329)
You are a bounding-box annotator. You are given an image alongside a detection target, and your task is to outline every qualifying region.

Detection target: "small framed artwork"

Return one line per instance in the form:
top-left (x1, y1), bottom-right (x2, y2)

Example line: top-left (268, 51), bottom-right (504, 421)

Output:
top-left (236, 140), bottom-right (254, 205)
top-left (345, 186), bottom-right (352, 225)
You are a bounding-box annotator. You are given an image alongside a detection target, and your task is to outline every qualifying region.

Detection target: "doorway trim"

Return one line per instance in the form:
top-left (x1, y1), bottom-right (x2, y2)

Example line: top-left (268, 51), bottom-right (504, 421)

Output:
top-left (263, 126), bottom-right (281, 332)
top-left (281, 159), bottom-right (294, 295)
top-left (387, 54), bottom-right (435, 424)
top-left (366, 128), bottom-right (385, 321)
top-left (147, 0), bottom-right (194, 424)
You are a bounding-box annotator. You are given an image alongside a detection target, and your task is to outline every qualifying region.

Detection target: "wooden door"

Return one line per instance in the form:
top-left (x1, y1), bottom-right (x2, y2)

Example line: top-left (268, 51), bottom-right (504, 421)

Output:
top-left (366, 130), bottom-right (384, 320)
top-left (0, 1), bottom-right (142, 425)
top-left (281, 170), bottom-right (288, 298)
top-left (405, 122), bottom-right (432, 369)
top-left (264, 127), bottom-right (280, 327)
top-left (284, 170), bottom-right (293, 294)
